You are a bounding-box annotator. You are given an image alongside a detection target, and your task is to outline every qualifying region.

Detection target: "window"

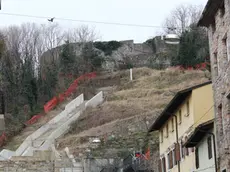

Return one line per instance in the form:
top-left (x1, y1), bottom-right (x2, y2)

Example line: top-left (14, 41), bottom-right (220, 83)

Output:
top-left (222, 37), bottom-right (228, 59)
top-left (167, 153), bottom-right (171, 169)
top-left (207, 136), bottom-right (213, 159)
top-left (172, 149), bottom-right (177, 166)
top-left (213, 52), bottom-right (219, 77)
top-left (211, 22), bottom-right (216, 35)
top-left (180, 141), bottom-right (185, 159)
top-left (167, 151), bottom-right (173, 169)
top-left (182, 146), bottom-right (185, 159)
top-left (171, 118), bottom-right (174, 132)
top-left (175, 143), bottom-right (181, 162)
top-left (160, 130), bottom-right (164, 143)
top-left (227, 38), bottom-right (230, 61)
top-left (218, 104), bottom-right (224, 135)
top-left (165, 124), bottom-right (169, 138)
top-left (227, 93), bottom-right (230, 114)
top-left (185, 101), bottom-right (190, 116)
top-left (185, 136), bottom-right (189, 156)
top-left (195, 147), bottom-right (199, 169)
top-left (178, 110), bottom-right (182, 124)
top-left (220, 3), bottom-right (225, 17)
top-left (162, 157), bottom-right (166, 172)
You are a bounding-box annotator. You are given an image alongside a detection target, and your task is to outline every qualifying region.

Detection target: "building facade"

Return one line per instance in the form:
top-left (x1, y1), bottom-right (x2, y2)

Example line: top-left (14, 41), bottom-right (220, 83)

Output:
top-left (198, 0), bottom-right (230, 171)
top-left (185, 120), bottom-right (215, 172)
top-left (149, 82), bottom-right (214, 172)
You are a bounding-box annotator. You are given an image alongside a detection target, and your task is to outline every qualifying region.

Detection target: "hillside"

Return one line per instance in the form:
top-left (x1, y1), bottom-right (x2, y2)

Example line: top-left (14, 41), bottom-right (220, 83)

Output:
top-left (56, 67), bottom-right (211, 158)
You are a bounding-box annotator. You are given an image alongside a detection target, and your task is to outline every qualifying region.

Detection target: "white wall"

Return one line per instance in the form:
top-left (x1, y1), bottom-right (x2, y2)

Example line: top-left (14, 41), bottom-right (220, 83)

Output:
top-left (40, 110), bottom-right (84, 150)
top-left (85, 91), bottom-right (103, 108)
top-left (0, 149), bottom-right (15, 160)
top-left (1, 92), bottom-right (104, 159)
top-left (15, 94), bottom-right (84, 156)
top-left (196, 129), bottom-right (215, 172)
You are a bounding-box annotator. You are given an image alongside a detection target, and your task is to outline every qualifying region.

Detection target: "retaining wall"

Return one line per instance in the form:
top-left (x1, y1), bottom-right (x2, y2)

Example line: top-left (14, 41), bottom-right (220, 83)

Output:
top-left (0, 92), bottom-right (104, 159)
top-left (16, 94), bottom-right (84, 156)
top-left (85, 91), bottom-right (103, 108)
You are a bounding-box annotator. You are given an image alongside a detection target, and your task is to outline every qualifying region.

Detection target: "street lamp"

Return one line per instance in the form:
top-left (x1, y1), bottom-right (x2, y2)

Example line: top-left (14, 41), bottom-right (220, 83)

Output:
top-left (165, 34), bottom-right (180, 45)
top-left (164, 27), bottom-right (180, 45)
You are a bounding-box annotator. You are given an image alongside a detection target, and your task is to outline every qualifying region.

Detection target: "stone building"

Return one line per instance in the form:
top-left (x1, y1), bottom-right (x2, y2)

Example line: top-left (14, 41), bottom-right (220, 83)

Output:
top-left (198, 0), bottom-right (230, 171)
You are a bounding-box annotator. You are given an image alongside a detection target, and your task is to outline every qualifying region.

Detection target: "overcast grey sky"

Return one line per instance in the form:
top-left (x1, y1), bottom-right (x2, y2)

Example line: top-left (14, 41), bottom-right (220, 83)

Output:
top-left (0, 0), bottom-right (208, 42)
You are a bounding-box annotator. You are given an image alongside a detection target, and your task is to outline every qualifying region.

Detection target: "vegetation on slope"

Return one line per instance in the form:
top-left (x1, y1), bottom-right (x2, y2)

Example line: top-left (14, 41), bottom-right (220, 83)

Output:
top-left (57, 67), bottom-right (210, 158)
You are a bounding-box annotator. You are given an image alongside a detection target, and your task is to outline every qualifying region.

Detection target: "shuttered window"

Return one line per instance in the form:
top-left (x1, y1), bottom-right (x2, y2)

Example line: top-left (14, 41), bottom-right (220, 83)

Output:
top-left (170, 151), bottom-right (173, 169)
top-left (172, 149), bottom-right (177, 166)
top-left (178, 110), bottom-right (182, 124)
top-left (175, 143), bottom-right (181, 162)
top-left (167, 151), bottom-right (173, 169)
top-left (171, 118), bottom-right (174, 132)
top-left (165, 124), bottom-right (169, 138)
top-left (207, 136), bottom-right (213, 159)
top-left (181, 141), bottom-right (185, 159)
top-left (185, 136), bottom-right (189, 156)
top-left (195, 147), bottom-right (199, 169)
top-left (160, 130), bottom-right (163, 143)
top-left (167, 153), bottom-right (170, 169)
top-left (162, 157), bottom-right (166, 172)
top-left (186, 101), bottom-right (190, 116)
top-left (218, 104), bottom-right (224, 135)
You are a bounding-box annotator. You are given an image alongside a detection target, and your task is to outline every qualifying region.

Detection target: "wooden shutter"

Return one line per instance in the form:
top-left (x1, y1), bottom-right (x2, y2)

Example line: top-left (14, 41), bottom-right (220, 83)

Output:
top-left (175, 143), bottom-right (181, 161)
top-left (170, 151), bottom-right (173, 169)
top-left (158, 159), bottom-right (162, 172)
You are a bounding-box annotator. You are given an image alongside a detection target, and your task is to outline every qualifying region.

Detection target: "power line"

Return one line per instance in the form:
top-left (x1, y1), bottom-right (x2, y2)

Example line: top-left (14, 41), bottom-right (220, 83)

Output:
top-left (0, 12), bottom-right (166, 29)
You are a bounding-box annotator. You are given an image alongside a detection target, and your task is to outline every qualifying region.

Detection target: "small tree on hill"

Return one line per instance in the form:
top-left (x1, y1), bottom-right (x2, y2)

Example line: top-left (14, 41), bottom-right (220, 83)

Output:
top-left (59, 40), bottom-right (77, 75)
top-left (81, 42), bottom-right (104, 72)
top-left (174, 25), bottom-right (209, 67)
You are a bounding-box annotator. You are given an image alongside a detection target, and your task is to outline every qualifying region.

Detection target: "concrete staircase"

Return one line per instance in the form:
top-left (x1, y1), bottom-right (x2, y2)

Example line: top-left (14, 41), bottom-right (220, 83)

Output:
top-left (0, 91), bottom-right (104, 161)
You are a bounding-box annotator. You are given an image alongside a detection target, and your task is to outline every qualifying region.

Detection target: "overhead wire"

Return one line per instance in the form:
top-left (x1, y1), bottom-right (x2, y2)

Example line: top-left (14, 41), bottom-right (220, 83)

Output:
top-left (0, 12), bottom-right (167, 28)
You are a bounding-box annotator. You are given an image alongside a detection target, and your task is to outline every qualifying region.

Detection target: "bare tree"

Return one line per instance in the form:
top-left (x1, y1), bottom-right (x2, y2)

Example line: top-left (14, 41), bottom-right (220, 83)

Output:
top-left (163, 4), bottom-right (203, 35)
top-left (64, 25), bottom-right (99, 44)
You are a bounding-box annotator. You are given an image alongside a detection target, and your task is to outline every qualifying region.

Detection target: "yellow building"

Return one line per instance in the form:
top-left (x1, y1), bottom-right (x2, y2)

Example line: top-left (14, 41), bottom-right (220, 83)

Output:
top-left (149, 81), bottom-right (214, 172)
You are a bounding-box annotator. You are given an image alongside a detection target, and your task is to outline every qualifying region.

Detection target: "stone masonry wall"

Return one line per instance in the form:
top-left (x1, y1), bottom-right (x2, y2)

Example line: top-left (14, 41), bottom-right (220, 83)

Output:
top-left (208, 0), bottom-right (230, 171)
top-left (0, 161), bottom-right (54, 172)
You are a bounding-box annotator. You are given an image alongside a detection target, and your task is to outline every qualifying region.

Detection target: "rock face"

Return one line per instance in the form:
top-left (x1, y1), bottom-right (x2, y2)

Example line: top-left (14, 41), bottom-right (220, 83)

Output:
top-left (39, 40), bottom-right (161, 73)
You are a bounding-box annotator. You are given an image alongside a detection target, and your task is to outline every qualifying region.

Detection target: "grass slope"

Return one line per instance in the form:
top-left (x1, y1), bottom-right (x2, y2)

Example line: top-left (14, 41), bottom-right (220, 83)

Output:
top-left (57, 67), bottom-right (210, 158)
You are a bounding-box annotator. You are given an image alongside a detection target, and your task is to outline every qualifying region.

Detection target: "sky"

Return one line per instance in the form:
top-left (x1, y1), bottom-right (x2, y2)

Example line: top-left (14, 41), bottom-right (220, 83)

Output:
top-left (0, 0), bottom-right (208, 43)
